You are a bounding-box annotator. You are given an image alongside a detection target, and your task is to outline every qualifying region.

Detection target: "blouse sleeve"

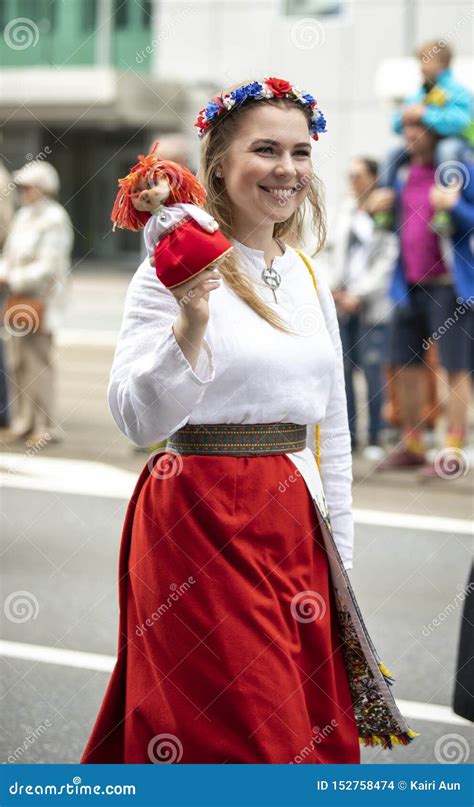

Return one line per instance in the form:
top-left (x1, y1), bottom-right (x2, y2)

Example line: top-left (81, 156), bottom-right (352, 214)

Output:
top-left (308, 268), bottom-right (355, 570)
top-left (107, 258), bottom-right (215, 447)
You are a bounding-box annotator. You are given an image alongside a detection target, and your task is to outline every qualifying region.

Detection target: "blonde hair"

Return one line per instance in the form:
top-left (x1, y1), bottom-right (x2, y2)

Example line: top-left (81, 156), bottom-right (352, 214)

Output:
top-left (197, 94), bottom-right (326, 334)
top-left (416, 39), bottom-right (453, 66)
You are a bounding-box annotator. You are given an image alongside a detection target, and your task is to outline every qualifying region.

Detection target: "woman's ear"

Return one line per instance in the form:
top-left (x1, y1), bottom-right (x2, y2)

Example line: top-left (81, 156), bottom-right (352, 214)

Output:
top-left (215, 167), bottom-right (224, 178)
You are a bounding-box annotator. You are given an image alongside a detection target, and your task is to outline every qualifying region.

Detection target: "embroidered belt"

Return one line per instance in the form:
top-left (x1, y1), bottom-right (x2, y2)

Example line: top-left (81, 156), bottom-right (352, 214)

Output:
top-left (165, 422), bottom-right (307, 456)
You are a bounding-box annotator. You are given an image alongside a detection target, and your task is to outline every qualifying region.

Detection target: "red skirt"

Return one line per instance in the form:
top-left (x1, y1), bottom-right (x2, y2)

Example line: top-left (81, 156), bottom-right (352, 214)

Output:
top-left (80, 451), bottom-right (360, 764)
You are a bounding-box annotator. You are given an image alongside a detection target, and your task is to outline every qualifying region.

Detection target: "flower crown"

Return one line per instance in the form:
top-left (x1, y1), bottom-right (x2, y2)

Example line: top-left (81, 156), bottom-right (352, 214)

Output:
top-left (194, 76), bottom-right (327, 141)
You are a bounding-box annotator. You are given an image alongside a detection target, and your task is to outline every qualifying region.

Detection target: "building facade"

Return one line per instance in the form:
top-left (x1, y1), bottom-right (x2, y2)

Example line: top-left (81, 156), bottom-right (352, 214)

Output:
top-left (1, 0), bottom-right (472, 262)
top-left (0, 0), bottom-right (185, 260)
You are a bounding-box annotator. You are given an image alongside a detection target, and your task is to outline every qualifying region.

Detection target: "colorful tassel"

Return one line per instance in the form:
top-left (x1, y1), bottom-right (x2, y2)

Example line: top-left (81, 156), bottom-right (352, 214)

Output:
top-left (379, 661), bottom-right (395, 684)
top-left (360, 729), bottom-right (420, 750)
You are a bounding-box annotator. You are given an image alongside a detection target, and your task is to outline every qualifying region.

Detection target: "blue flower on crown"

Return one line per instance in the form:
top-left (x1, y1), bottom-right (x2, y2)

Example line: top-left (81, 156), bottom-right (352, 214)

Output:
top-left (204, 101), bottom-right (221, 120)
top-left (245, 81), bottom-right (264, 98)
top-left (302, 92), bottom-right (316, 106)
top-left (310, 110), bottom-right (327, 134)
top-left (229, 86), bottom-right (249, 105)
top-left (229, 82), bottom-right (265, 106)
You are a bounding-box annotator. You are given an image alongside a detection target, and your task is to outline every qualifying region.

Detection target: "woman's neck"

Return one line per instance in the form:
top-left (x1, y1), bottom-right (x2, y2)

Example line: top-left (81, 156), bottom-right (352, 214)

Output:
top-left (232, 223), bottom-right (284, 264)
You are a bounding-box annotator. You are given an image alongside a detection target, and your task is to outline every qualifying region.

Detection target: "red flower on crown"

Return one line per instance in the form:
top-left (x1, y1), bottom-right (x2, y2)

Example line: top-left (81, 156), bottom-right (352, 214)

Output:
top-left (265, 77), bottom-right (293, 97)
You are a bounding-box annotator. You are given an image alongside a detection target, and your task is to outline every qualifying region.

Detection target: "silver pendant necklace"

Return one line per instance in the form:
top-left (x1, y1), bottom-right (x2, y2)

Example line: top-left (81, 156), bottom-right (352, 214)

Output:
top-left (261, 238), bottom-right (284, 303)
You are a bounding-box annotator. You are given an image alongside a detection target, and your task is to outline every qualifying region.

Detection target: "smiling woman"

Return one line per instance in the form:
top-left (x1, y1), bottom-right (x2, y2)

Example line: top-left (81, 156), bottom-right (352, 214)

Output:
top-left (197, 84), bottom-right (327, 334)
top-left (80, 77), bottom-right (416, 765)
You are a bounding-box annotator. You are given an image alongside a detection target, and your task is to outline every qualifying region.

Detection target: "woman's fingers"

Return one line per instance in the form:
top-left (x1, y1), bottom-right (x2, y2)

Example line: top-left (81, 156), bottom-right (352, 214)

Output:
top-left (187, 280), bottom-right (221, 303)
top-left (170, 268), bottom-right (221, 306)
top-left (172, 268), bottom-right (221, 297)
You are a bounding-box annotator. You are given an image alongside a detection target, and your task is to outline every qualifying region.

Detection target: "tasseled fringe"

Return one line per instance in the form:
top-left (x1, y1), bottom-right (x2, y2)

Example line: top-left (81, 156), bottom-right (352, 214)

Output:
top-left (364, 663), bottom-right (420, 748)
top-left (379, 661), bottom-right (395, 685)
top-left (360, 730), bottom-right (419, 750)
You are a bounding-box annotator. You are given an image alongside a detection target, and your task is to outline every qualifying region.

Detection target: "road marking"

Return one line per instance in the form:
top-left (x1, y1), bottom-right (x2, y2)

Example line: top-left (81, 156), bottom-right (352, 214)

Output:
top-left (0, 454), bottom-right (138, 499)
top-left (1, 454), bottom-right (472, 534)
top-left (57, 329), bottom-right (119, 347)
top-left (0, 640), bottom-right (114, 673)
top-left (353, 509), bottom-right (473, 536)
top-left (395, 698), bottom-right (471, 728)
top-left (0, 639), bottom-right (470, 727)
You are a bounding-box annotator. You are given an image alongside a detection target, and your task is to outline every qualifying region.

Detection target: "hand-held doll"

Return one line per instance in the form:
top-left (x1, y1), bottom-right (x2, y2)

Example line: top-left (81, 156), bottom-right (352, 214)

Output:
top-left (111, 141), bottom-right (233, 288)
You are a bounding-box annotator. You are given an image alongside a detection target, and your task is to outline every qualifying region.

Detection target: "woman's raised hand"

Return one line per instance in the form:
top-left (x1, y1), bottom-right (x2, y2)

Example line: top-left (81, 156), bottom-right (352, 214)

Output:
top-left (171, 267), bottom-right (222, 329)
top-left (170, 267), bottom-right (221, 371)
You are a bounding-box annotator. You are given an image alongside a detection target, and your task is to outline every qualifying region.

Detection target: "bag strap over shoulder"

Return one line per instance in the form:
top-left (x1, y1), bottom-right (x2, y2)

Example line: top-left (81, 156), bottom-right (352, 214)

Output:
top-left (294, 248), bottom-right (321, 471)
top-left (294, 247), bottom-right (319, 295)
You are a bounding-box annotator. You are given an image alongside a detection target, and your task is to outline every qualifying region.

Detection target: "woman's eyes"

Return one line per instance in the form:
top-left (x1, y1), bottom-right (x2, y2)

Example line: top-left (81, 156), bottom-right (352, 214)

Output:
top-left (255, 147), bottom-right (310, 157)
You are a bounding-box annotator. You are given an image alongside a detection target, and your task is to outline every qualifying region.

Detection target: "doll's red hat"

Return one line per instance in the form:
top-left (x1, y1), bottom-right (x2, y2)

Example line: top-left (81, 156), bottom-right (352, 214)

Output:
top-left (154, 217), bottom-right (233, 288)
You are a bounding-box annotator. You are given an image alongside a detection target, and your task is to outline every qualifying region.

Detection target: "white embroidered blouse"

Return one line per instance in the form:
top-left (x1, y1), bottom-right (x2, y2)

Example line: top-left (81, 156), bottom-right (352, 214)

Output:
top-left (108, 239), bottom-right (354, 569)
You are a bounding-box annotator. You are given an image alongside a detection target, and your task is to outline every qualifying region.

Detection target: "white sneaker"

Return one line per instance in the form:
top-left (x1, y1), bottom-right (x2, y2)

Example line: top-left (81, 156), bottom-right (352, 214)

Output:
top-left (363, 444), bottom-right (386, 462)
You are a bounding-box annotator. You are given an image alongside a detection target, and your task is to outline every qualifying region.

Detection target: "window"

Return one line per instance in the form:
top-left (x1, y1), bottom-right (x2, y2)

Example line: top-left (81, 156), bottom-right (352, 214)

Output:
top-left (285, 0), bottom-right (343, 15)
top-left (15, 0), bottom-right (57, 30)
top-left (114, 0), bottom-right (129, 29)
top-left (141, 0), bottom-right (152, 28)
top-left (82, 0), bottom-right (97, 32)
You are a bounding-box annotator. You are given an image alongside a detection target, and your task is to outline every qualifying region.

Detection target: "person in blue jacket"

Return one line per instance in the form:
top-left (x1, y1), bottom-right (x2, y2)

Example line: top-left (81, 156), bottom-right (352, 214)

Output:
top-left (378, 39), bottom-right (473, 234)
top-left (368, 121), bottom-right (474, 478)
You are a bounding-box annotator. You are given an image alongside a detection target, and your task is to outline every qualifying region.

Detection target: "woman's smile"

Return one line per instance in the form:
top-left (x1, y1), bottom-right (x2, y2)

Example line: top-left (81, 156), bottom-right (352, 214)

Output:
top-left (258, 185), bottom-right (298, 199)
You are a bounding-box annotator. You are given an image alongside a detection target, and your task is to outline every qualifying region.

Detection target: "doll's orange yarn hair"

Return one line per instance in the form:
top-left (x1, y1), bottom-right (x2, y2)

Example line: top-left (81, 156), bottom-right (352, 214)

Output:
top-left (111, 141), bottom-right (207, 232)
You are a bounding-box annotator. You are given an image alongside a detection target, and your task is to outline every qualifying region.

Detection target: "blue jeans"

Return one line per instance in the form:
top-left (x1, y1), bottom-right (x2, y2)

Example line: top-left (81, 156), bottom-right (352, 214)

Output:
top-left (339, 314), bottom-right (389, 445)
